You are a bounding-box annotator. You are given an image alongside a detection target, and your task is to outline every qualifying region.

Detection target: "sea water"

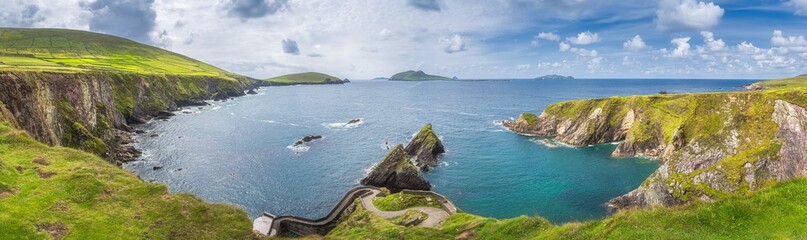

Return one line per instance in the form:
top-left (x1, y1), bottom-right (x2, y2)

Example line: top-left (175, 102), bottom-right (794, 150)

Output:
top-left (125, 78), bottom-right (756, 223)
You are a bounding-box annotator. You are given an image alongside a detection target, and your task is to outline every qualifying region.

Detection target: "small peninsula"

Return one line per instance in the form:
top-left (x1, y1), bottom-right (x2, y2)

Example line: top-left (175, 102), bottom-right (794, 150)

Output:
top-left (265, 72), bottom-right (348, 85)
top-left (535, 74), bottom-right (574, 80)
top-left (389, 70), bottom-right (452, 81)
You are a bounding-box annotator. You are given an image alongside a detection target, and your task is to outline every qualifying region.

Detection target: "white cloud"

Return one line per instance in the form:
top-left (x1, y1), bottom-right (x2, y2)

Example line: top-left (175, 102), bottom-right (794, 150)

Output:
top-left (567, 31), bottom-right (600, 45)
top-left (736, 42), bottom-right (762, 55)
top-left (623, 35), bottom-right (647, 51)
top-left (700, 31), bottom-right (725, 51)
top-left (771, 30), bottom-right (807, 52)
top-left (439, 34), bottom-right (467, 53)
top-left (786, 0), bottom-right (807, 16)
top-left (378, 28), bottom-right (392, 37)
top-left (667, 37), bottom-right (691, 57)
top-left (571, 48), bottom-right (599, 57)
top-left (559, 42), bottom-right (571, 52)
top-left (656, 0), bottom-right (724, 31)
top-left (536, 32), bottom-right (560, 41)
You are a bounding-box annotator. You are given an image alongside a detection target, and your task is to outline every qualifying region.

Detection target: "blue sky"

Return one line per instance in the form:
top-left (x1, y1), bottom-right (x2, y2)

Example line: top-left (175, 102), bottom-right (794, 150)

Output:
top-left (1, 0), bottom-right (806, 79)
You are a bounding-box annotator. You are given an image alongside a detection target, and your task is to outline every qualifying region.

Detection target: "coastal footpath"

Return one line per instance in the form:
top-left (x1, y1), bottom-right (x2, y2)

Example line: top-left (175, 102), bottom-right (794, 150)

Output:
top-left (504, 76), bottom-right (807, 211)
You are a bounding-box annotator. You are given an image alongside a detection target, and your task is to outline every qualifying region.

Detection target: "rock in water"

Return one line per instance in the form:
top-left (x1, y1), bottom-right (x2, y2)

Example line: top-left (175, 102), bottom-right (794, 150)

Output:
top-left (361, 144), bottom-right (431, 191)
top-left (405, 124), bottom-right (445, 171)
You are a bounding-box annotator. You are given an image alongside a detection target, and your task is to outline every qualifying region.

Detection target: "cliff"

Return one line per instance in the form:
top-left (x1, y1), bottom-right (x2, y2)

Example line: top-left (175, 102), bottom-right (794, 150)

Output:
top-left (404, 123), bottom-right (445, 171)
top-left (361, 144), bottom-right (431, 191)
top-left (505, 83), bottom-right (807, 210)
top-left (0, 28), bottom-right (254, 164)
top-left (389, 70), bottom-right (451, 81)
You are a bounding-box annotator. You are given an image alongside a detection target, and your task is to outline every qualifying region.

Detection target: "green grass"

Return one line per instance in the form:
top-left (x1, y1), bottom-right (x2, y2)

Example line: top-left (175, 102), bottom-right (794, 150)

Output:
top-left (265, 72), bottom-right (344, 84)
top-left (389, 70), bottom-right (451, 81)
top-left (0, 28), bottom-right (236, 79)
top-left (757, 75), bottom-right (807, 89)
top-left (0, 122), bottom-right (255, 239)
top-left (371, 190), bottom-right (441, 211)
top-left (325, 179), bottom-right (807, 239)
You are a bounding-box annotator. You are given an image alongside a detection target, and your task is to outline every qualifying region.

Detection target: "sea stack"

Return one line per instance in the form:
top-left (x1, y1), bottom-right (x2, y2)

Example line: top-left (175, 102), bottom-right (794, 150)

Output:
top-left (361, 144), bottom-right (431, 191)
top-left (405, 123), bottom-right (445, 171)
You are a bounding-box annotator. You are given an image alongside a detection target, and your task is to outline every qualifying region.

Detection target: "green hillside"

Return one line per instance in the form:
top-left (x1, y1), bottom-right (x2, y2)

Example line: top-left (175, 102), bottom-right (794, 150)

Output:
top-left (0, 28), bottom-right (236, 79)
top-left (265, 72), bottom-right (345, 84)
top-left (389, 70), bottom-right (451, 81)
top-left (0, 122), bottom-right (253, 239)
top-left (326, 179), bottom-right (807, 239)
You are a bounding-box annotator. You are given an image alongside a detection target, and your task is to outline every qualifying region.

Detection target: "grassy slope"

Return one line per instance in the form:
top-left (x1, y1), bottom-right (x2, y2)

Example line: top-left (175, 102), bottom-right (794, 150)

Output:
top-left (389, 70), bottom-right (451, 81)
top-left (0, 28), bottom-right (235, 79)
top-left (265, 72), bottom-right (343, 84)
top-left (326, 154), bottom-right (807, 240)
top-left (0, 122), bottom-right (253, 239)
top-left (371, 190), bottom-right (441, 211)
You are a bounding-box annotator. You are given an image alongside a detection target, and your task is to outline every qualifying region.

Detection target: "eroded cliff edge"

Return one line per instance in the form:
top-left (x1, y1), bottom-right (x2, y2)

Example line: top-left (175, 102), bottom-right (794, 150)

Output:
top-left (0, 71), bottom-right (252, 164)
top-left (504, 88), bottom-right (807, 211)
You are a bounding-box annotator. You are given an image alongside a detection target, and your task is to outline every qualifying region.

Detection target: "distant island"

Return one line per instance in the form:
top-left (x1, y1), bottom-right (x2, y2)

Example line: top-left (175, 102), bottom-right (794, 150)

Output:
top-left (535, 74), bottom-right (574, 80)
top-left (389, 70), bottom-right (452, 81)
top-left (265, 72), bottom-right (348, 85)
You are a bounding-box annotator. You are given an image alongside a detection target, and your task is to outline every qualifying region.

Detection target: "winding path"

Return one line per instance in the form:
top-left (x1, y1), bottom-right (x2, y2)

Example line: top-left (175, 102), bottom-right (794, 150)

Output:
top-left (253, 187), bottom-right (458, 237)
top-left (359, 189), bottom-right (450, 228)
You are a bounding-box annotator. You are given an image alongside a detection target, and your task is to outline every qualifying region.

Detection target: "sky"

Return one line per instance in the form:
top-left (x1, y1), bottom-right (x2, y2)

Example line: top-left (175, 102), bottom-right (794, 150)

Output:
top-left (1, 0), bottom-right (807, 79)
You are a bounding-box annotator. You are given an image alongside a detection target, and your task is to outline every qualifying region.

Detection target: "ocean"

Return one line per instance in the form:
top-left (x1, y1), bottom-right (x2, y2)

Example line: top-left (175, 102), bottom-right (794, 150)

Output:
top-left (124, 78), bottom-right (756, 223)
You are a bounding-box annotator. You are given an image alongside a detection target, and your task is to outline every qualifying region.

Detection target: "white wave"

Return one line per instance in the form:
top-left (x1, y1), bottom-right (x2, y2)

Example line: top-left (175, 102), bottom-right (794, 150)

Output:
top-left (529, 138), bottom-right (560, 148)
top-left (210, 106), bottom-right (222, 111)
top-left (258, 120), bottom-right (277, 124)
top-left (323, 118), bottom-right (364, 130)
top-left (287, 144), bottom-right (310, 154)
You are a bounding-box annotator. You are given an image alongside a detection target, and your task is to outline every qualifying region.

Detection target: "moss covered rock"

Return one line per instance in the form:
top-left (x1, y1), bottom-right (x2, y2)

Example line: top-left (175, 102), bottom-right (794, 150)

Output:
top-left (405, 123), bottom-right (445, 171)
top-left (361, 144), bottom-right (431, 191)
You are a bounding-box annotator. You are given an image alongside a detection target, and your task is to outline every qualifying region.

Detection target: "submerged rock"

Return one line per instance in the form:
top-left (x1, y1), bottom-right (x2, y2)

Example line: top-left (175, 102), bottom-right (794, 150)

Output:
top-left (347, 119), bottom-right (361, 124)
top-left (405, 124), bottom-right (445, 171)
top-left (361, 144), bottom-right (431, 191)
top-left (246, 89), bottom-right (258, 95)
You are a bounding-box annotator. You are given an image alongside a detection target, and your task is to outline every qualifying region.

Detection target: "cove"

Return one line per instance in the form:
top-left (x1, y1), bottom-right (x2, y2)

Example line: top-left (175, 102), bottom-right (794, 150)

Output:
top-left (125, 79), bottom-right (756, 223)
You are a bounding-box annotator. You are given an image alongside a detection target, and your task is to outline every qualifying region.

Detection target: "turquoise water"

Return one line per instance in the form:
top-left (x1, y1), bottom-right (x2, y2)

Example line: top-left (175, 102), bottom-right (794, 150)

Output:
top-left (125, 79), bottom-right (756, 223)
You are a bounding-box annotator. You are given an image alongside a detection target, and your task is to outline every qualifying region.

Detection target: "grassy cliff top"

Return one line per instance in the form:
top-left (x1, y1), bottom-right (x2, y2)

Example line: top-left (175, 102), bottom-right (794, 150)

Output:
top-left (389, 70), bottom-right (451, 81)
top-left (265, 72), bottom-right (344, 84)
top-left (0, 28), bottom-right (236, 79)
top-left (756, 75), bottom-right (807, 89)
top-left (0, 122), bottom-right (253, 239)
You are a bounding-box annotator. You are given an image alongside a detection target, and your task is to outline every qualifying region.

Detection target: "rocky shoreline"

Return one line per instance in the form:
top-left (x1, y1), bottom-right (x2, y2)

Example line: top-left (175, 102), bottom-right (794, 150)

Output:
top-left (503, 90), bottom-right (807, 211)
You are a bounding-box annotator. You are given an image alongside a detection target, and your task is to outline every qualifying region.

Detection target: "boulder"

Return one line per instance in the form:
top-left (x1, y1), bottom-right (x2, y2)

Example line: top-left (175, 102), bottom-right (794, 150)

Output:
top-left (405, 124), bottom-right (445, 171)
top-left (347, 119), bottom-right (361, 124)
top-left (361, 144), bottom-right (431, 191)
top-left (246, 89), bottom-right (258, 95)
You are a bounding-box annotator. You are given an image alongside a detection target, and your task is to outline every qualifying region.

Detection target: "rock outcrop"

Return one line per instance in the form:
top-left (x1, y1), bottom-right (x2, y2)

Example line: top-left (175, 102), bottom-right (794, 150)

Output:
top-left (0, 71), bottom-right (251, 164)
top-left (506, 91), bottom-right (807, 211)
top-left (404, 124), bottom-right (445, 171)
top-left (361, 144), bottom-right (431, 191)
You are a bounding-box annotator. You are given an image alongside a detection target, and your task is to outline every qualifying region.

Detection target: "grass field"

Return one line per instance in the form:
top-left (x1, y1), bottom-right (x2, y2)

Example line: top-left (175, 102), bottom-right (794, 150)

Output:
top-left (0, 28), bottom-right (235, 79)
top-left (0, 122), bottom-right (254, 239)
top-left (265, 72), bottom-right (344, 84)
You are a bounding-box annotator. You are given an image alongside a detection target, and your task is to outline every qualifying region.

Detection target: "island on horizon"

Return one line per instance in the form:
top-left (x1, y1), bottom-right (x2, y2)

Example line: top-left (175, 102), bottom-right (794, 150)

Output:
top-left (264, 72), bottom-right (349, 85)
top-left (535, 74), bottom-right (575, 80)
top-left (389, 70), bottom-right (453, 81)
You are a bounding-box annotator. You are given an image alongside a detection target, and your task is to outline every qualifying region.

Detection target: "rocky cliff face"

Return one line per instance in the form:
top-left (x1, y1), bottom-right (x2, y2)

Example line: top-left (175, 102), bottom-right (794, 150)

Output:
top-left (506, 91), bottom-right (807, 211)
top-left (404, 124), bottom-right (445, 171)
top-left (0, 71), bottom-right (251, 164)
top-left (361, 144), bottom-right (431, 191)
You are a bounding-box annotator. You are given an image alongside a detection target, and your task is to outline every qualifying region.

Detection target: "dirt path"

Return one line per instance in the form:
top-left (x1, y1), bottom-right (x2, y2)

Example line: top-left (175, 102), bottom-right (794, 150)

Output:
top-left (359, 189), bottom-right (450, 228)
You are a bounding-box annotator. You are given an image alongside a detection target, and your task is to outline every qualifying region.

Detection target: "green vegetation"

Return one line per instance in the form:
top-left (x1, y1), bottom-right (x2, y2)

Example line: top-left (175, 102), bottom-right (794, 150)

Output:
top-left (372, 190), bottom-right (440, 211)
top-left (0, 28), bottom-right (237, 79)
top-left (265, 72), bottom-right (345, 84)
top-left (410, 124), bottom-right (442, 150)
top-left (325, 179), bottom-right (807, 239)
top-left (0, 122), bottom-right (254, 239)
top-left (389, 70), bottom-right (451, 81)
top-left (757, 75), bottom-right (807, 89)
top-left (520, 112), bottom-right (538, 125)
